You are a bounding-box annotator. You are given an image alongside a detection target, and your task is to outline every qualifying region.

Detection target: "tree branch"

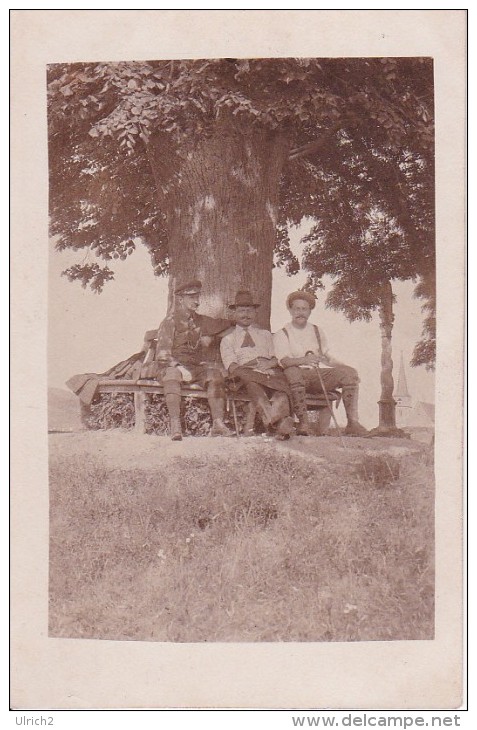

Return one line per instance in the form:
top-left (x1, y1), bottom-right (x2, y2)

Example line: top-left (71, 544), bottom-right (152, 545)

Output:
top-left (288, 118), bottom-right (355, 161)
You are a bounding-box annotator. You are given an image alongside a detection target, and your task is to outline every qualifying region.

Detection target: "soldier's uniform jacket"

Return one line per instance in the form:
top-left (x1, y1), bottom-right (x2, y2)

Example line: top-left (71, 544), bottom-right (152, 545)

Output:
top-left (155, 307), bottom-right (231, 367)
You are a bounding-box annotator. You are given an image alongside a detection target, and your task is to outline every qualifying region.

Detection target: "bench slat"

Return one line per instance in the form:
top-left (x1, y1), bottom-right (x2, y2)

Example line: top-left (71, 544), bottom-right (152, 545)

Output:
top-left (96, 379), bottom-right (337, 405)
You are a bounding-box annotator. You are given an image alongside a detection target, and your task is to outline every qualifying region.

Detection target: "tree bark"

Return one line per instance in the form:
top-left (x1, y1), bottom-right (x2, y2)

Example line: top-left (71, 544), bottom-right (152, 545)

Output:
top-left (147, 120), bottom-right (289, 327)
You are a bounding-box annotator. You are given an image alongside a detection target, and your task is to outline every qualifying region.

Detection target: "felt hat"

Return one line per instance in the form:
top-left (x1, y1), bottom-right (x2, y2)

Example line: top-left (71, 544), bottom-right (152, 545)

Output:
top-left (175, 279), bottom-right (202, 295)
top-left (286, 290), bottom-right (316, 309)
top-left (228, 290), bottom-right (260, 309)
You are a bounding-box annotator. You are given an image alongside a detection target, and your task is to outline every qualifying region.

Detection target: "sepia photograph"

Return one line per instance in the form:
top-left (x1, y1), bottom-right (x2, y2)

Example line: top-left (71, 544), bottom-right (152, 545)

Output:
top-left (11, 9), bottom-right (465, 710)
top-left (48, 55), bottom-right (436, 644)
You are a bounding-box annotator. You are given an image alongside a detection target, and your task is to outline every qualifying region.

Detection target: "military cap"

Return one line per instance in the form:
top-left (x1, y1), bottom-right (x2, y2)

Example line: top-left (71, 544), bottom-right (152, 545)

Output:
top-left (175, 279), bottom-right (202, 296)
top-left (286, 290), bottom-right (316, 309)
top-left (228, 290), bottom-right (260, 309)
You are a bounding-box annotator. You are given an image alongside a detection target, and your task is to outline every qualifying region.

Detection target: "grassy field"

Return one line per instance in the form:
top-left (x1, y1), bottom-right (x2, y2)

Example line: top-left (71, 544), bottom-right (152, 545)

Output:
top-left (49, 443), bottom-right (434, 642)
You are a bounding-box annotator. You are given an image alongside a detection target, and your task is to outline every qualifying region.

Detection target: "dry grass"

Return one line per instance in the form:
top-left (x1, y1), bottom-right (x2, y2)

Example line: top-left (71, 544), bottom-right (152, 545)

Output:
top-left (49, 447), bottom-right (434, 642)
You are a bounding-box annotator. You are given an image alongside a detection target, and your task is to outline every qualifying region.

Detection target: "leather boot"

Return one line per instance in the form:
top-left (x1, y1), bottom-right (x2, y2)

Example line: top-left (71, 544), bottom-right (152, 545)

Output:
top-left (244, 383), bottom-right (273, 428)
top-left (269, 391), bottom-right (291, 425)
top-left (242, 403), bottom-right (257, 436)
top-left (275, 416), bottom-right (295, 440)
top-left (290, 382), bottom-right (310, 436)
top-left (207, 387), bottom-right (234, 437)
top-left (254, 393), bottom-right (273, 427)
top-left (165, 393), bottom-right (182, 441)
top-left (342, 385), bottom-right (368, 436)
top-left (269, 392), bottom-right (294, 440)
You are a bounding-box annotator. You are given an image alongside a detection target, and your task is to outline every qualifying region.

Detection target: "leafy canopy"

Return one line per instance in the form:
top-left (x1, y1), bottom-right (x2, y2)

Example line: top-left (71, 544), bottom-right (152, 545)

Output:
top-left (48, 57), bottom-right (435, 365)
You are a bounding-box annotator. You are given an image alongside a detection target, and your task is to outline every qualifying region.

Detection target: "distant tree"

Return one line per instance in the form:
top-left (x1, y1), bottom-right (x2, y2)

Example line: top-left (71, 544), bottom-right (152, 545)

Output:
top-left (410, 271), bottom-right (436, 370)
top-left (48, 57), bottom-right (434, 338)
top-left (296, 134), bottom-right (434, 429)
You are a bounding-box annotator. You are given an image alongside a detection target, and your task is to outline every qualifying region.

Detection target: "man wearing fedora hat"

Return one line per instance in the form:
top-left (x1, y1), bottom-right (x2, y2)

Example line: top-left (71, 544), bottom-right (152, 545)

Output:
top-left (274, 290), bottom-right (368, 437)
top-left (220, 290), bottom-right (294, 439)
top-left (153, 279), bottom-right (233, 440)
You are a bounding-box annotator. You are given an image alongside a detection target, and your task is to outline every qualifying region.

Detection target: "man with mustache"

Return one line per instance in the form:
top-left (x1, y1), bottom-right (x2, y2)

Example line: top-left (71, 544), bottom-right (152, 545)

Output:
top-left (153, 280), bottom-right (233, 441)
top-left (274, 290), bottom-right (368, 437)
top-left (220, 290), bottom-right (294, 439)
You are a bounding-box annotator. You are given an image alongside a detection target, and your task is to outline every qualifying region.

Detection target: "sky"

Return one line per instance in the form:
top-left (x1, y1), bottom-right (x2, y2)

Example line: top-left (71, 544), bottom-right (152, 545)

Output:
top-left (48, 230), bottom-right (435, 429)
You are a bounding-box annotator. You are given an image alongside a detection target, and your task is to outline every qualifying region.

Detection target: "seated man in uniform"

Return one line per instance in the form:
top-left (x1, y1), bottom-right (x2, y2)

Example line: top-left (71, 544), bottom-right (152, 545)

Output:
top-left (220, 290), bottom-right (294, 439)
top-left (154, 279), bottom-right (233, 441)
top-left (273, 290), bottom-right (368, 437)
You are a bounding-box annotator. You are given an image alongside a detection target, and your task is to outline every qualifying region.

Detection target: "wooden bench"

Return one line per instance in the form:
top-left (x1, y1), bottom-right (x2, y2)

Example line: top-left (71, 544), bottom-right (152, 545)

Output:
top-left (80, 378), bottom-right (338, 435)
top-left (77, 329), bottom-right (339, 434)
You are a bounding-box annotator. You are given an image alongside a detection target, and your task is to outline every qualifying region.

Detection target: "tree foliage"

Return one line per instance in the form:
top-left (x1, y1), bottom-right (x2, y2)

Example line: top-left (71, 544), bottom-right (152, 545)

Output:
top-left (295, 127), bottom-right (435, 366)
top-left (410, 271), bottom-right (436, 370)
top-left (48, 57), bottom-right (435, 365)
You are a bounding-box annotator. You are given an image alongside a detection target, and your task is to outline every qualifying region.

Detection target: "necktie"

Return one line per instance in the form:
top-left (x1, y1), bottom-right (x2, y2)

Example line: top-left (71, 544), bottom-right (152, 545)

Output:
top-left (241, 330), bottom-right (256, 348)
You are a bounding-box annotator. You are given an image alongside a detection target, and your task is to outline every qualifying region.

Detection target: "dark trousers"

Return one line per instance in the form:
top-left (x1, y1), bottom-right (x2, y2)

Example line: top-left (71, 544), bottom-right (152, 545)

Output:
top-left (283, 364), bottom-right (359, 392)
top-left (161, 364), bottom-right (225, 398)
top-left (284, 364), bottom-right (361, 423)
top-left (231, 367), bottom-right (290, 428)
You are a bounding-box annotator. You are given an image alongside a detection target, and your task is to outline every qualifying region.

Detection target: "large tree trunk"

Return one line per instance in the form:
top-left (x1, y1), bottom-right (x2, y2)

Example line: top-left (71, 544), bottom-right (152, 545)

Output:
top-left (147, 120), bottom-right (289, 327)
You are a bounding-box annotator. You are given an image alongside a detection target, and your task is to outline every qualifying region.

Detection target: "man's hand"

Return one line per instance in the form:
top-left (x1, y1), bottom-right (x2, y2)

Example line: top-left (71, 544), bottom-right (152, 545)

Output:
top-left (304, 352), bottom-right (321, 366)
top-left (256, 357), bottom-right (276, 371)
top-left (177, 365), bottom-right (193, 382)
